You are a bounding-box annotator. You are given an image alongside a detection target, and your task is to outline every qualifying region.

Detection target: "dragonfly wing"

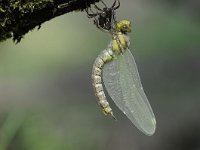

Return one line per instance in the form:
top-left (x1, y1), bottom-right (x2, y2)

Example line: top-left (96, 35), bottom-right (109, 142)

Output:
top-left (102, 52), bottom-right (125, 111)
top-left (103, 49), bottom-right (156, 136)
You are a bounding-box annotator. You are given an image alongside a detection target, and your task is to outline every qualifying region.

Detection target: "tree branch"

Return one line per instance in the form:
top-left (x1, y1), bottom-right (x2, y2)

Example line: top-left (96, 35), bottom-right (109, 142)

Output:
top-left (0, 0), bottom-right (100, 43)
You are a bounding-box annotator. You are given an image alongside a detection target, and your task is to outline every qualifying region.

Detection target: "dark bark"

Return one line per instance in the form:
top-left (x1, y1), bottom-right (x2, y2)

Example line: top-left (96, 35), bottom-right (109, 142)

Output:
top-left (0, 0), bottom-right (100, 43)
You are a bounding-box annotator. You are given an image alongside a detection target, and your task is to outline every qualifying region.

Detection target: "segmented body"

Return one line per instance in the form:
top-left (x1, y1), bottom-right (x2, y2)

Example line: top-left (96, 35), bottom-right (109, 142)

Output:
top-left (92, 48), bottom-right (114, 117)
top-left (92, 31), bottom-right (129, 118)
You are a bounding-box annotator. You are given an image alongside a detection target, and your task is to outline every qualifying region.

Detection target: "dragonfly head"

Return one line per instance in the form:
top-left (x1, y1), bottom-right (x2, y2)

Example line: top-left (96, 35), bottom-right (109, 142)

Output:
top-left (115, 20), bottom-right (131, 34)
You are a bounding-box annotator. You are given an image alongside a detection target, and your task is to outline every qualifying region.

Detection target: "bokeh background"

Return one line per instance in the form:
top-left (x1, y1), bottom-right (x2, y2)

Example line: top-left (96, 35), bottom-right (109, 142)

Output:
top-left (0, 0), bottom-right (200, 149)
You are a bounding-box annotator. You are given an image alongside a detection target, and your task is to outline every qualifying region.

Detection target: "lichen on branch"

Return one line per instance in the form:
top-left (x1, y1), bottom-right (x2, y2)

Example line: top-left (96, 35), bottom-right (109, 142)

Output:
top-left (0, 0), bottom-right (100, 43)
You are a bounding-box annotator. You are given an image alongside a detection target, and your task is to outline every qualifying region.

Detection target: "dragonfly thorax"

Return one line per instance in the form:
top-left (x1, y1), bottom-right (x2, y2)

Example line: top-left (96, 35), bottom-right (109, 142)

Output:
top-left (112, 32), bottom-right (130, 54)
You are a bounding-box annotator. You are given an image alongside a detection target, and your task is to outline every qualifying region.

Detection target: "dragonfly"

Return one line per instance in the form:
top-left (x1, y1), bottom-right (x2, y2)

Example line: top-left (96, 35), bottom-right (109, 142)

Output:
top-left (91, 20), bottom-right (156, 136)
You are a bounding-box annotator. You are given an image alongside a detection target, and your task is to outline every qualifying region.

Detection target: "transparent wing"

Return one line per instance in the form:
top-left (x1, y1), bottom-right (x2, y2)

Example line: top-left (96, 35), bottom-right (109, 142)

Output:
top-left (103, 49), bottom-right (156, 136)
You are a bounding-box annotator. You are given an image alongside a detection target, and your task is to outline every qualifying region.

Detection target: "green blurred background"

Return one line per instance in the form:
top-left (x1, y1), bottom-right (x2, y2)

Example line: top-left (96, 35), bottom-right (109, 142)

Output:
top-left (0, 0), bottom-right (200, 149)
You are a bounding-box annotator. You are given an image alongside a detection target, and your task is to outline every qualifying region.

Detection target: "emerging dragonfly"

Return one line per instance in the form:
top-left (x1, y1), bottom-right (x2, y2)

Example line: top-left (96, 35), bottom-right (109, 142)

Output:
top-left (91, 20), bottom-right (156, 136)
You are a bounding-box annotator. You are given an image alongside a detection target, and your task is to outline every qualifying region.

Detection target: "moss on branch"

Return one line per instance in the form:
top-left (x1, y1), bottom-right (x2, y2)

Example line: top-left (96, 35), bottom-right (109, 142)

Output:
top-left (0, 0), bottom-right (100, 43)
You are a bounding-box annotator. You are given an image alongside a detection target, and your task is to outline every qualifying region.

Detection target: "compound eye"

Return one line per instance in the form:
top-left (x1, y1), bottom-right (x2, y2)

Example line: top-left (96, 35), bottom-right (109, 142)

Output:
top-left (122, 25), bottom-right (127, 29)
top-left (101, 11), bottom-right (106, 17)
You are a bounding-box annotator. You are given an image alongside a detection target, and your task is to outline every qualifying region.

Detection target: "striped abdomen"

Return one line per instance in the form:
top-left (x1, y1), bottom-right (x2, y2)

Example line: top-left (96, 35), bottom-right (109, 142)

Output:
top-left (92, 48), bottom-right (115, 118)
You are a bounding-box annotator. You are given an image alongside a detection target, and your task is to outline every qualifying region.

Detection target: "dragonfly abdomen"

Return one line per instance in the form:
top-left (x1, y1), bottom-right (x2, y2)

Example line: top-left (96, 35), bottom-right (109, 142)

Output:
top-left (92, 48), bottom-right (115, 118)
